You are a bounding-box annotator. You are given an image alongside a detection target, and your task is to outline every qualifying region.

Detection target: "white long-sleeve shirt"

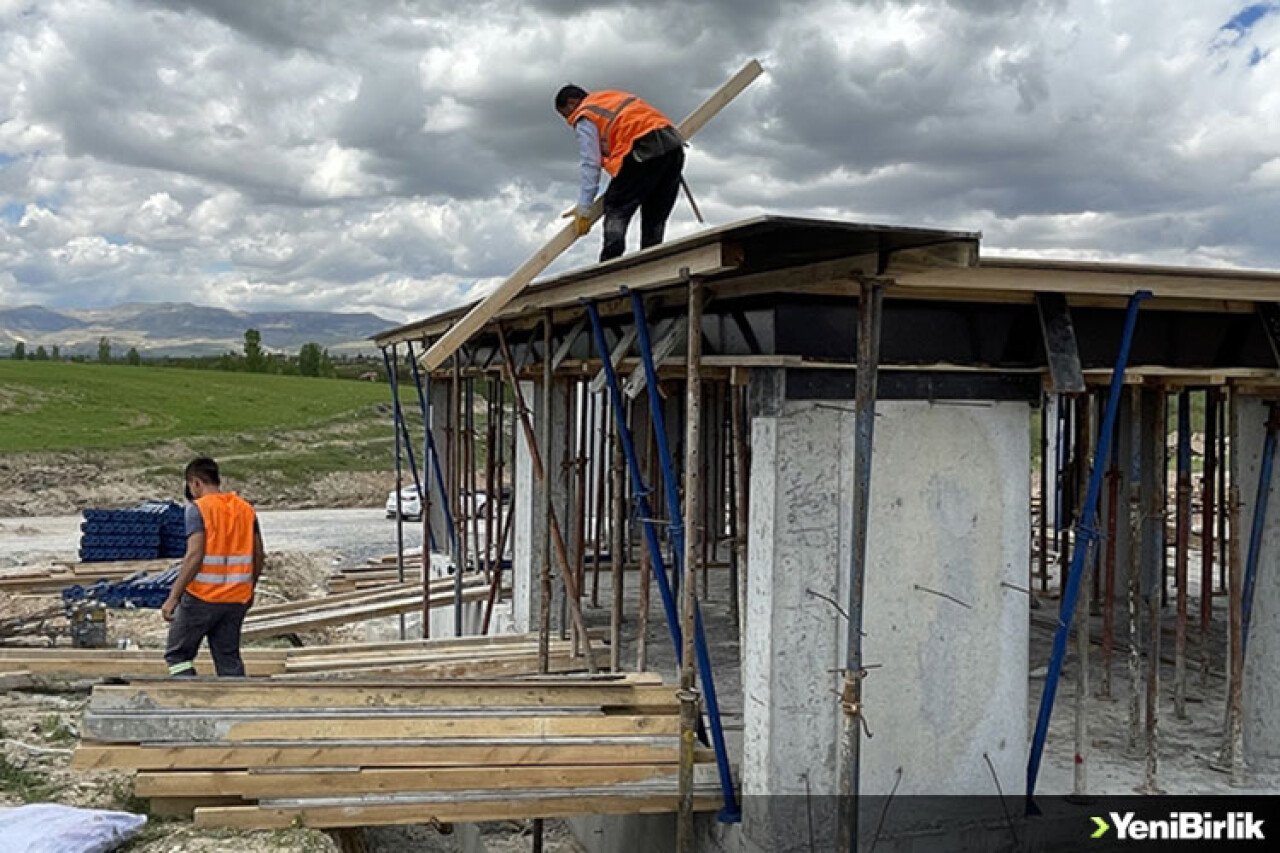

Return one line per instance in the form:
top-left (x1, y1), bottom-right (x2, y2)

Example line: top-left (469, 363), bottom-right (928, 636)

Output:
top-left (574, 118), bottom-right (602, 214)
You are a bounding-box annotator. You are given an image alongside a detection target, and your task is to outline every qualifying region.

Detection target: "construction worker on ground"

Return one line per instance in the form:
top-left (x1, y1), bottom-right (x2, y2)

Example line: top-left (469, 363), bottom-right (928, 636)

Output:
top-left (556, 84), bottom-right (685, 262)
top-left (161, 457), bottom-right (264, 677)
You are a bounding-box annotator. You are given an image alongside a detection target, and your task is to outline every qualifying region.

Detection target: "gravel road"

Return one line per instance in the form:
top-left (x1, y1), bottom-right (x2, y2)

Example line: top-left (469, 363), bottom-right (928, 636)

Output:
top-left (0, 508), bottom-right (398, 569)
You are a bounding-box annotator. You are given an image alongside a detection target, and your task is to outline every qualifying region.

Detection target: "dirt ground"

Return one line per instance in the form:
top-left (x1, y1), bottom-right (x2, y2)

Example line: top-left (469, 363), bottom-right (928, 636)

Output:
top-left (0, 424), bottom-right (392, 517)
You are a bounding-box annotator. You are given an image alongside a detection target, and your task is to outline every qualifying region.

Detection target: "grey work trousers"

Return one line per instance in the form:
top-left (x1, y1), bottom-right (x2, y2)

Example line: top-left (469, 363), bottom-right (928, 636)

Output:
top-left (163, 592), bottom-right (249, 677)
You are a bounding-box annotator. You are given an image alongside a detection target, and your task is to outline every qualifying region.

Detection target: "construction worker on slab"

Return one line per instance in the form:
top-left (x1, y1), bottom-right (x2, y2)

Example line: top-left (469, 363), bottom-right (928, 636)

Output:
top-left (161, 457), bottom-right (264, 677)
top-left (556, 84), bottom-right (685, 261)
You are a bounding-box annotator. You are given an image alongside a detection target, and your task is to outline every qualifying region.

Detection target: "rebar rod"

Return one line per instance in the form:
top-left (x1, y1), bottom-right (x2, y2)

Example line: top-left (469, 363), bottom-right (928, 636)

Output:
top-left (1200, 388), bottom-right (1219, 690)
top-left (1138, 386), bottom-right (1166, 794)
top-left (1101, 414), bottom-right (1121, 700)
top-left (450, 356), bottom-right (464, 636)
top-left (1174, 389), bottom-right (1192, 719)
top-left (611, 415), bottom-right (625, 672)
top-left (1040, 396), bottom-right (1051, 592)
top-left (592, 389), bottom-right (608, 609)
top-left (1126, 386), bottom-right (1143, 755)
top-left (1073, 393), bottom-right (1093, 798)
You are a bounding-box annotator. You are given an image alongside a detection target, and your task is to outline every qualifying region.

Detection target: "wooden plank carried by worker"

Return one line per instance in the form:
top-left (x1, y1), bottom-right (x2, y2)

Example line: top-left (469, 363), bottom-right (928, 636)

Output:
top-left (419, 59), bottom-right (764, 372)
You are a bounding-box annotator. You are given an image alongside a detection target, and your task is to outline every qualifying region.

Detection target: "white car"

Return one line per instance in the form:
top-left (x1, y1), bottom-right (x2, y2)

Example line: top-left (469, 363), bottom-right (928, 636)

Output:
top-left (385, 486), bottom-right (422, 520)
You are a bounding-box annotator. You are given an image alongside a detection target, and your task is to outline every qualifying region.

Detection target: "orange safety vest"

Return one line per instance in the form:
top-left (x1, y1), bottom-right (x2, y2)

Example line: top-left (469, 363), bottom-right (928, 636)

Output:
top-left (186, 493), bottom-right (257, 604)
top-left (567, 90), bottom-right (674, 177)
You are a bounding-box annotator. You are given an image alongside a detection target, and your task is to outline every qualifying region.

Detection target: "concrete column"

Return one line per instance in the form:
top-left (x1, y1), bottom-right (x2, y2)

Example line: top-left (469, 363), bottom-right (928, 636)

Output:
top-left (1236, 396), bottom-right (1280, 768)
top-left (511, 379), bottom-right (569, 634)
top-left (742, 385), bottom-right (1029, 851)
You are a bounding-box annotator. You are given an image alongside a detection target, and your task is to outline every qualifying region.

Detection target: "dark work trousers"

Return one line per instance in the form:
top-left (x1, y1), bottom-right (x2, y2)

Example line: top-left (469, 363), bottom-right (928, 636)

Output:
top-left (600, 145), bottom-right (685, 262)
top-left (164, 592), bottom-right (250, 677)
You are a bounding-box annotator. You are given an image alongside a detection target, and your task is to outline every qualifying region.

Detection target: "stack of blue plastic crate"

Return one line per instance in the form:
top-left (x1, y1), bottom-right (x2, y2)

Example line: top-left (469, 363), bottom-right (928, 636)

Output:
top-left (79, 501), bottom-right (187, 562)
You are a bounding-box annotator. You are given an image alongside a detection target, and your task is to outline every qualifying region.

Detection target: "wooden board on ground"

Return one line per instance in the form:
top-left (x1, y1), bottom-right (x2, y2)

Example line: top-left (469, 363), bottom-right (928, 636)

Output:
top-left (136, 764), bottom-right (680, 797)
top-left (88, 677), bottom-right (672, 711)
top-left (73, 740), bottom-right (686, 771)
top-left (194, 787), bottom-right (724, 829)
top-left (71, 671), bottom-right (722, 830)
top-left (0, 633), bottom-right (601, 682)
top-left (85, 712), bottom-right (681, 743)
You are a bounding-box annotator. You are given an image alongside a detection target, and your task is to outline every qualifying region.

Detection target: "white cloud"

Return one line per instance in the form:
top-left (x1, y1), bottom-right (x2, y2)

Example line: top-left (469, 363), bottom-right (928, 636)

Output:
top-left (0, 0), bottom-right (1277, 326)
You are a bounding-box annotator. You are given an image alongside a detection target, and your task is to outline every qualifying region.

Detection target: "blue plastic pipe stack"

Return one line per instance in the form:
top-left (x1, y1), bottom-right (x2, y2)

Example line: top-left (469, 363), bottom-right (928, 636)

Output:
top-left (79, 501), bottom-right (187, 562)
top-left (62, 568), bottom-right (180, 609)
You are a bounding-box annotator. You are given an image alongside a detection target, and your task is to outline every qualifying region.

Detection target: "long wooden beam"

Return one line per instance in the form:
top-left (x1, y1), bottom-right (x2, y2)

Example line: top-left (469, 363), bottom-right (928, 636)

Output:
top-left (83, 713), bottom-right (682, 743)
top-left (241, 583), bottom-right (488, 639)
top-left (419, 59), bottom-right (764, 371)
top-left (88, 680), bottom-right (675, 711)
top-left (72, 740), bottom-right (685, 771)
top-left (889, 258), bottom-right (1280, 302)
top-left (136, 764), bottom-right (681, 798)
top-left (194, 787), bottom-right (724, 829)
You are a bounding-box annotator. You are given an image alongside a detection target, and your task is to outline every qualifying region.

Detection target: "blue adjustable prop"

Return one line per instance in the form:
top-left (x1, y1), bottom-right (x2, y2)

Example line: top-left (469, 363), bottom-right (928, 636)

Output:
top-left (382, 345), bottom-right (427, 526)
top-left (584, 298), bottom-right (740, 823)
top-left (1026, 290), bottom-right (1150, 811)
top-left (405, 340), bottom-right (457, 554)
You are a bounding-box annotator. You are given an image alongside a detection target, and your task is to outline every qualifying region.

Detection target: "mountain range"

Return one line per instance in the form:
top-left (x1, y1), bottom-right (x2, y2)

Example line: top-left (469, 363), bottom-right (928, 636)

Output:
top-left (0, 302), bottom-right (396, 357)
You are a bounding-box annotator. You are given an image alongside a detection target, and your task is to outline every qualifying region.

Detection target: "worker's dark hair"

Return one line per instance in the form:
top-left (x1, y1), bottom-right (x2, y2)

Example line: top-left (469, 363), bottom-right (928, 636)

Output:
top-left (184, 457), bottom-right (220, 486)
top-left (555, 84), bottom-right (588, 112)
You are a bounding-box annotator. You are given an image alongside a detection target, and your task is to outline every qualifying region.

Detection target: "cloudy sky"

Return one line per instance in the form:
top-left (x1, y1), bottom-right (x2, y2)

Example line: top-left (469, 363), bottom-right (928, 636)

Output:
top-left (1, 0), bottom-right (1277, 323)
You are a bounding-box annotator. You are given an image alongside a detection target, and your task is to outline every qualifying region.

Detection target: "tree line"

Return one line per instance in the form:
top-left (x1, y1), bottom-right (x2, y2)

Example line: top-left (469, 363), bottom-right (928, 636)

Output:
top-left (6, 329), bottom-right (378, 380)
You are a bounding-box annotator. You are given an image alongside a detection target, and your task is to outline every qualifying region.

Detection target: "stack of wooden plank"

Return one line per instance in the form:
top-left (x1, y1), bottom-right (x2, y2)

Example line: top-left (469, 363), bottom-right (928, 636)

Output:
top-left (243, 573), bottom-right (490, 639)
top-left (72, 676), bottom-right (721, 829)
top-left (0, 559), bottom-right (177, 595)
top-left (326, 552), bottom-right (430, 593)
top-left (0, 632), bottom-right (600, 680)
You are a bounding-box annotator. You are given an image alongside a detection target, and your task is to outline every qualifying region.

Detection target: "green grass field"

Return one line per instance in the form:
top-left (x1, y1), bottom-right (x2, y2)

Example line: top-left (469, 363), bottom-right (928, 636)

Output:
top-left (0, 361), bottom-right (391, 452)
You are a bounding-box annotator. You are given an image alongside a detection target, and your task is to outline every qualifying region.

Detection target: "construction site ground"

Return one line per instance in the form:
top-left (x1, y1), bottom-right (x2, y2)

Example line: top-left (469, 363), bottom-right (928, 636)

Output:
top-left (0, 511), bottom-right (585, 852)
top-left (3, 510), bottom-right (1278, 851)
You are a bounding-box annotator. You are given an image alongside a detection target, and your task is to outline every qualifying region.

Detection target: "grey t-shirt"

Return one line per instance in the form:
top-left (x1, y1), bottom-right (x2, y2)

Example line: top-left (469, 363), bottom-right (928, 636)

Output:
top-left (184, 503), bottom-right (260, 538)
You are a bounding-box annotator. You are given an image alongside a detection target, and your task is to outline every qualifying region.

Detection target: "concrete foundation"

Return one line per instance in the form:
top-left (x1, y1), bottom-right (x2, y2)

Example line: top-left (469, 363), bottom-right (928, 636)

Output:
top-left (1236, 396), bottom-right (1280, 769)
top-left (742, 393), bottom-right (1030, 851)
